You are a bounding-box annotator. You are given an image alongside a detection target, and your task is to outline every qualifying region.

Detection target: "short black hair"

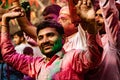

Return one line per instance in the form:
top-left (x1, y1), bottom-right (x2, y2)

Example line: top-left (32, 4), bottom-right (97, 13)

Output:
top-left (13, 30), bottom-right (24, 37)
top-left (42, 4), bottom-right (61, 16)
top-left (36, 20), bottom-right (64, 36)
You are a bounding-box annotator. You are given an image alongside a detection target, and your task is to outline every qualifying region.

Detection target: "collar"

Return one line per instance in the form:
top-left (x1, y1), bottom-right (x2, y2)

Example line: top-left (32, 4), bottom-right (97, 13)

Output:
top-left (65, 32), bottom-right (77, 42)
top-left (45, 49), bottom-right (65, 67)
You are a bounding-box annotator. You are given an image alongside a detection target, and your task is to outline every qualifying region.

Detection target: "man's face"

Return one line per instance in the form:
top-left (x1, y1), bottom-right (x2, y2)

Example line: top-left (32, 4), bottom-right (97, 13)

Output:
top-left (95, 9), bottom-right (104, 28)
top-left (95, 9), bottom-right (105, 34)
top-left (58, 7), bottom-right (77, 37)
top-left (13, 35), bottom-right (23, 45)
top-left (58, 13), bottom-right (72, 28)
top-left (37, 27), bottom-right (63, 58)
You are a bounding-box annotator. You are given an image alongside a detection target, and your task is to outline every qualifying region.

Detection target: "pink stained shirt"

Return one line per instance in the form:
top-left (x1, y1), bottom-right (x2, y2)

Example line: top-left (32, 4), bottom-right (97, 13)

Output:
top-left (1, 31), bottom-right (102, 80)
top-left (85, 0), bottom-right (120, 80)
top-left (63, 24), bottom-right (87, 52)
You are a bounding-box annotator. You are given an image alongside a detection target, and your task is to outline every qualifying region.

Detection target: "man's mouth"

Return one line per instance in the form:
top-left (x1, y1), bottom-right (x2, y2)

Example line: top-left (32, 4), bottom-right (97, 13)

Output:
top-left (43, 45), bottom-right (53, 50)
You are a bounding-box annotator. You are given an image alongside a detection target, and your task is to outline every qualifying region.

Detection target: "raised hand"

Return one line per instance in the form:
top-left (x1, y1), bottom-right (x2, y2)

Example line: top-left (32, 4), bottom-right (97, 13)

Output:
top-left (75, 0), bottom-right (97, 34)
top-left (75, 0), bottom-right (95, 21)
top-left (2, 7), bottom-right (24, 25)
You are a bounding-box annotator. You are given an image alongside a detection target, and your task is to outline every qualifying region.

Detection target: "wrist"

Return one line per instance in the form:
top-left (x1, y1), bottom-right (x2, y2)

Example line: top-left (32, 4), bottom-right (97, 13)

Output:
top-left (12, 1), bottom-right (20, 6)
top-left (2, 15), bottom-right (9, 26)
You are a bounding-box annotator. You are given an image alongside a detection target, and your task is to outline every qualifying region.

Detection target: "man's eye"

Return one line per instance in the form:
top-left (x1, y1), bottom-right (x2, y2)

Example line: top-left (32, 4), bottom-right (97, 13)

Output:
top-left (47, 33), bottom-right (55, 37)
top-left (38, 36), bottom-right (43, 40)
top-left (61, 18), bottom-right (67, 22)
top-left (95, 14), bottom-right (103, 17)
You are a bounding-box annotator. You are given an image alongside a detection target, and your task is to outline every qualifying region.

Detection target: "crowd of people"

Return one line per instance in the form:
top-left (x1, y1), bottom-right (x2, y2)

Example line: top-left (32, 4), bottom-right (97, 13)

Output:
top-left (0, 0), bottom-right (120, 80)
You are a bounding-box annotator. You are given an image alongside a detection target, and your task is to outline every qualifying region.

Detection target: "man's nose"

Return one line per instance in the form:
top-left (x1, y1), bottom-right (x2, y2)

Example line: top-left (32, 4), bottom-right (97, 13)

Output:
top-left (95, 16), bottom-right (100, 21)
top-left (43, 36), bottom-right (49, 43)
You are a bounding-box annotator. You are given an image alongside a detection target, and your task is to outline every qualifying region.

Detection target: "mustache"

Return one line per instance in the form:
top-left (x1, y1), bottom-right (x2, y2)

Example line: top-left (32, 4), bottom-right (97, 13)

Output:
top-left (41, 42), bottom-right (54, 48)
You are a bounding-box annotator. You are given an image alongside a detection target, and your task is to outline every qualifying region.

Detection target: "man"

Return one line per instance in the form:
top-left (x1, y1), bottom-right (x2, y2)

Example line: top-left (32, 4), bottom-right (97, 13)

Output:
top-left (75, 0), bottom-right (120, 80)
top-left (16, 4), bottom-right (87, 52)
top-left (23, 47), bottom-right (36, 80)
top-left (1, 4), bottom-right (102, 80)
top-left (14, 3), bottom-right (61, 41)
top-left (58, 6), bottom-right (87, 51)
top-left (42, 4), bottom-right (61, 21)
top-left (12, 30), bottom-right (30, 54)
top-left (0, 2), bottom-right (24, 80)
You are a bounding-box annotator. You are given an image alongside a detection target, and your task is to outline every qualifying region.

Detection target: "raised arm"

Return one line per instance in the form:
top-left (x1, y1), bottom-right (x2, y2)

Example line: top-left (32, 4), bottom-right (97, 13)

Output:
top-left (1, 7), bottom-right (41, 78)
top-left (70, 0), bottom-right (103, 72)
top-left (12, 0), bottom-right (37, 41)
top-left (99, 0), bottom-right (120, 46)
top-left (75, 0), bottom-right (97, 34)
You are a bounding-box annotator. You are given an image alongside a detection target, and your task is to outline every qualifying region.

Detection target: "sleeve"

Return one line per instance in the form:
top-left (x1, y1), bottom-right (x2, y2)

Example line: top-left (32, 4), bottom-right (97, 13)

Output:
top-left (1, 32), bottom-right (42, 78)
top-left (77, 24), bottom-right (87, 50)
top-left (72, 33), bottom-right (103, 73)
top-left (99, 0), bottom-right (120, 48)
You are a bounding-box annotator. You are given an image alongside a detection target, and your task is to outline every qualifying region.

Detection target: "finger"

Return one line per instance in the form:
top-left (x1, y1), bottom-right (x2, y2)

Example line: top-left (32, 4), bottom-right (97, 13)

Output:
top-left (10, 11), bottom-right (24, 18)
top-left (8, 5), bottom-right (21, 11)
top-left (20, 10), bottom-right (25, 16)
top-left (82, 0), bottom-right (87, 5)
top-left (87, 0), bottom-right (92, 7)
top-left (8, 6), bottom-right (18, 11)
top-left (75, 0), bottom-right (82, 9)
top-left (9, 6), bottom-right (21, 12)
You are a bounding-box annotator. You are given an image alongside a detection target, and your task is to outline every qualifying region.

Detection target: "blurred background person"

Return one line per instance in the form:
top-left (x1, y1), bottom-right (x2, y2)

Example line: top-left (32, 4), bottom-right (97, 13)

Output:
top-left (0, 2), bottom-right (24, 80)
top-left (12, 30), bottom-right (31, 54)
top-left (58, 6), bottom-right (87, 51)
top-left (22, 47), bottom-right (35, 80)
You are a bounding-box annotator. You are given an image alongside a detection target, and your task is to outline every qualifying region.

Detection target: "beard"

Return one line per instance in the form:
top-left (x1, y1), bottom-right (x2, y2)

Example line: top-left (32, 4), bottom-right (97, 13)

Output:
top-left (40, 37), bottom-right (63, 58)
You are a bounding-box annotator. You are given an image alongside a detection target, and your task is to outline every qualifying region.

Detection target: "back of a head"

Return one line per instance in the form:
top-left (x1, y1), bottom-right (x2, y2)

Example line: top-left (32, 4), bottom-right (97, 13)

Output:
top-left (42, 4), bottom-right (61, 17)
top-left (36, 20), bottom-right (64, 36)
top-left (23, 47), bottom-right (33, 56)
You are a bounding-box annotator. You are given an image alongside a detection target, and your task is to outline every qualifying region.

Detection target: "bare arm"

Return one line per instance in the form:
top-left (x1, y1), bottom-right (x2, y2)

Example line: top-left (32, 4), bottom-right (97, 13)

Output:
top-left (70, 0), bottom-right (103, 71)
top-left (17, 16), bottom-right (37, 41)
top-left (12, 1), bottom-right (37, 41)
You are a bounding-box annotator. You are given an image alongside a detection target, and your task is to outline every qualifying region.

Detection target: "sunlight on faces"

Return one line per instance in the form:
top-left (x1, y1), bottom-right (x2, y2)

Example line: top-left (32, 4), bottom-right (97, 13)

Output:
top-left (58, 6), bottom-right (72, 27)
top-left (58, 6), bottom-right (77, 37)
top-left (37, 27), bottom-right (63, 57)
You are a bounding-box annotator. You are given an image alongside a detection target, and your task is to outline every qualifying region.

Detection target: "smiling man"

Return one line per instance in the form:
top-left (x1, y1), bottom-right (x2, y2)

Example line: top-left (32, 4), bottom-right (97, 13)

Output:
top-left (36, 21), bottom-right (64, 58)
